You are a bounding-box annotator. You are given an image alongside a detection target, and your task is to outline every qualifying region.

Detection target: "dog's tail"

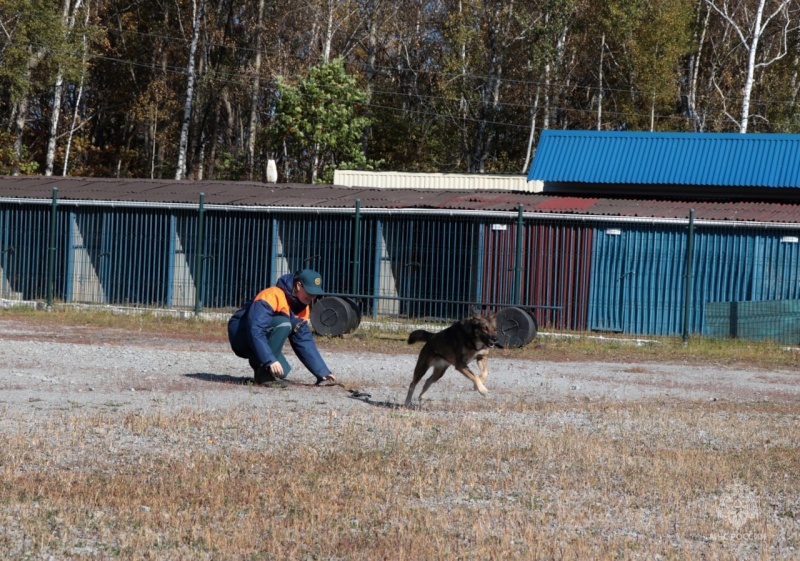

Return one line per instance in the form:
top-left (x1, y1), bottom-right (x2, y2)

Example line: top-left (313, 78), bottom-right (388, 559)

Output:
top-left (407, 329), bottom-right (434, 345)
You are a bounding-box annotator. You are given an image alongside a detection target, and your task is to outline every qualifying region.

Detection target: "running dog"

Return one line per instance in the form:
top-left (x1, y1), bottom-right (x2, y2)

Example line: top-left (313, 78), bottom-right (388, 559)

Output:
top-left (405, 313), bottom-right (498, 406)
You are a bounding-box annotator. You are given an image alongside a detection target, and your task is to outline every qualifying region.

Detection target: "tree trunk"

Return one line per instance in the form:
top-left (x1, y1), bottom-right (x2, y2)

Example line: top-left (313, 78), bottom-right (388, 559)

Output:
top-left (458, 0), bottom-right (469, 170)
top-left (44, 71), bottom-right (65, 177)
top-left (687, 3), bottom-right (710, 131)
top-left (521, 83), bottom-right (540, 174)
top-left (246, 0), bottom-right (266, 180)
top-left (363, 0), bottom-right (378, 152)
top-left (63, 2), bottom-right (91, 176)
top-left (597, 33), bottom-right (604, 131)
top-left (322, 0), bottom-right (334, 63)
top-left (11, 96), bottom-right (29, 176)
top-left (311, 141), bottom-right (320, 183)
top-left (470, 0), bottom-right (514, 172)
top-left (739, 0), bottom-right (766, 133)
top-left (150, 109), bottom-right (158, 179)
top-left (705, 0), bottom-right (791, 133)
top-left (176, 0), bottom-right (204, 180)
top-left (46, 0), bottom-right (83, 176)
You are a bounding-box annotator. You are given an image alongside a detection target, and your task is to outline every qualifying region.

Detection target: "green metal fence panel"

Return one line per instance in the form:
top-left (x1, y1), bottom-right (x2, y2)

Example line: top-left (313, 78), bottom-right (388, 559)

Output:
top-left (377, 214), bottom-right (484, 320)
top-left (705, 299), bottom-right (800, 344)
top-left (62, 207), bottom-right (175, 307)
top-left (0, 204), bottom-right (56, 301)
top-left (201, 209), bottom-right (273, 309)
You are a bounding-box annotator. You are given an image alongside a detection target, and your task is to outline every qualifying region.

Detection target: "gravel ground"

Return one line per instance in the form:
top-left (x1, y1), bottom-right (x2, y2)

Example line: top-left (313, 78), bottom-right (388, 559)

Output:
top-left (1, 319), bottom-right (799, 415)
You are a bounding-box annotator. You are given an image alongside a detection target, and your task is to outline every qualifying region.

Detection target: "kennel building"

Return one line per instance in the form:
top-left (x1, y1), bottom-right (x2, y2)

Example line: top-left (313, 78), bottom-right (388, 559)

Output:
top-left (1, 130), bottom-right (799, 342)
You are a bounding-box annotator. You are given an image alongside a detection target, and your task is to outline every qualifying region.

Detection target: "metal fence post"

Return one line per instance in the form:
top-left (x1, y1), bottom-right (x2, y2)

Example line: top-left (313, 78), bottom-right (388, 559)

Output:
top-left (194, 192), bottom-right (205, 315)
top-left (47, 187), bottom-right (58, 308)
top-left (352, 198), bottom-right (361, 295)
top-left (513, 204), bottom-right (524, 305)
top-left (682, 208), bottom-right (695, 342)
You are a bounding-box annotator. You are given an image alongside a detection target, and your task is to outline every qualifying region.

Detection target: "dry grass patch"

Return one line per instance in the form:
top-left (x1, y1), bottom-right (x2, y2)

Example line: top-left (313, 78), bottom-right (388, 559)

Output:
top-left (1, 400), bottom-right (798, 560)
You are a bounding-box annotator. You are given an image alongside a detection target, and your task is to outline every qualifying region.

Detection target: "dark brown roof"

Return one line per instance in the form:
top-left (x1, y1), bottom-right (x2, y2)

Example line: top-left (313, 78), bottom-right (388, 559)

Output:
top-left (1, 175), bottom-right (799, 224)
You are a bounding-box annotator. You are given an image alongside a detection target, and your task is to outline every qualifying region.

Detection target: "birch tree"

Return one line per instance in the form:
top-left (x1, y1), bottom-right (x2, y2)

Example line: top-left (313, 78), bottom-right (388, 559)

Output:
top-left (472, 0), bottom-right (517, 172)
top-left (521, 0), bottom-right (572, 172)
top-left (686, 0), bottom-right (712, 130)
top-left (61, 2), bottom-right (92, 176)
top-left (44, 0), bottom-right (88, 176)
top-left (175, 0), bottom-right (204, 180)
top-left (441, 0), bottom-right (527, 172)
top-left (705, 0), bottom-right (795, 132)
top-left (592, 0), bottom-right (693, 131)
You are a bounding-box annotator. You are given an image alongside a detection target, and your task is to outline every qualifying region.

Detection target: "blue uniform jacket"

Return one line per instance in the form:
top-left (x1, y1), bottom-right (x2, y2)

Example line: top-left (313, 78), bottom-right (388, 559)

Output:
top-left (228, 273), bottom-right (331, 381)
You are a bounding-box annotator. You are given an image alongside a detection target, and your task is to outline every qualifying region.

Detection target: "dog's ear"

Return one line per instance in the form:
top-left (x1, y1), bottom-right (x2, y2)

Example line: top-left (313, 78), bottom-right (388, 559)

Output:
top-left (477, 312), bottom-right (497, 325)
top-left (467, 316), bottom-right (484, 331)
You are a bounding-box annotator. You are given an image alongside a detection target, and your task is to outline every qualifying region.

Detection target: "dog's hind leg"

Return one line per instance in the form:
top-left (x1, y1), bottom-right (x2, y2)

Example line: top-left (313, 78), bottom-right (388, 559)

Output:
top-left (405, 354), bottom-right (432, 406)
top-left (417, 364), bottom-right (449, 402)
top-left (455, 364), bottom-right (489, 396)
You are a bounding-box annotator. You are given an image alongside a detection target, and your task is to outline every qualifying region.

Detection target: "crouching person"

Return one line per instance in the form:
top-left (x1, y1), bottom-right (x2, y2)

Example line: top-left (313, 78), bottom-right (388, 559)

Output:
top-left (228, 269), bottom-right (337, 388)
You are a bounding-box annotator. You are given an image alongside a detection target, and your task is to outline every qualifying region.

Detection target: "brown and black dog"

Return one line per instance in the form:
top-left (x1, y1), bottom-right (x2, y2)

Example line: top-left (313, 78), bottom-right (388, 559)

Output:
top-left (405, 313), bottom-right (498, 406)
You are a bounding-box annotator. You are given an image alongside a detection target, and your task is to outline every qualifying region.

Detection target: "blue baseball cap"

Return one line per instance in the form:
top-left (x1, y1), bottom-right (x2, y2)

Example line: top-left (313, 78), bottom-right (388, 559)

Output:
top-left (296, 269), bottom-right (324, 295)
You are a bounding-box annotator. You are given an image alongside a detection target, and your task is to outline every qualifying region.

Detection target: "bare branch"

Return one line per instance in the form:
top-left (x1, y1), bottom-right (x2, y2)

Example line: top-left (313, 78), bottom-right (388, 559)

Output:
top-left (705, 0), bottom-right (749, 49)
top-left (759, 0), bottom-right (792, 32)
top-left (712, 75), bottom-right (741, 128)
top-left (755, 11), bottom-right (791, 68)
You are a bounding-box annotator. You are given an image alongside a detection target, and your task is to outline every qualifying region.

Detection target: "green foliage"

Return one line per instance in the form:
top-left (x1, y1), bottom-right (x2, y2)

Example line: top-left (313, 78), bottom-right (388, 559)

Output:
top-left (0, 0), bottom-right (92, 102)
top-left (212, 151), bottom-right (248, 181)
top-left (0, 131), bottom-right (38, 175)
top-left (597, 0), bottom-right (695, 130)
top-left (527, 0), bottom-right (575, 70)
top-left (274, 57), bottom-right (374, 183)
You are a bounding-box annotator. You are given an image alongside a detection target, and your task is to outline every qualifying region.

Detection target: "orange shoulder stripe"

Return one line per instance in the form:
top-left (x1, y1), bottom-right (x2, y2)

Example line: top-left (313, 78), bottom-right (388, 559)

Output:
top-left (254, 286), bottom-right (290, 315)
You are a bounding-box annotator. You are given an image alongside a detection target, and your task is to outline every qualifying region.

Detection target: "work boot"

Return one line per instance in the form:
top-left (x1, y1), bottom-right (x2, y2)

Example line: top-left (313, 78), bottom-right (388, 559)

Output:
top-left (254, 365), bottom-right (288, 388)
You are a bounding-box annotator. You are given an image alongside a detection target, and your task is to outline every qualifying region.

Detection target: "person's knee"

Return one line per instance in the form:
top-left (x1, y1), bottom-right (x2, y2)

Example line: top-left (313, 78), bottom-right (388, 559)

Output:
top-left (270, 321), bottom-right (292, 336)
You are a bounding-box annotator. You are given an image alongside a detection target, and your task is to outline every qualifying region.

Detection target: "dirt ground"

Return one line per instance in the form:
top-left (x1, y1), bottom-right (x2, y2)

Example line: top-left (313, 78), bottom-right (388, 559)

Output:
top-left (2, 318), bottom-right (799, 415)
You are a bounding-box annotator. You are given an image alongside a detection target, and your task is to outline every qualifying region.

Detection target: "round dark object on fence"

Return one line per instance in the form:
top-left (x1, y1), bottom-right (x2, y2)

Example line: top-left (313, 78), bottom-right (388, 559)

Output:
top-left (523, 308), bottom-right (538, 340)
top-left (342, 297), bottom-right (362, 332)
top-left (310, 297), bottom-right (358, 336)
top-left (496, 306), bottom-right (537, 348)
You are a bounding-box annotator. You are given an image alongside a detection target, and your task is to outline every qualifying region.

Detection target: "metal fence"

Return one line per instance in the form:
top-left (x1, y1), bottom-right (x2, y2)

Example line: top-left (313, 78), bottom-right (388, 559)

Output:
top-left (2, 191), bottom-right (800, 343)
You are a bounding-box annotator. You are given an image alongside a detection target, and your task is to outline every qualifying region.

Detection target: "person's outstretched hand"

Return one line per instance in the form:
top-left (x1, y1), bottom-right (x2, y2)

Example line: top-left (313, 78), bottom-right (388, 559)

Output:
top-left (269, 362), bottom-right (284, 378)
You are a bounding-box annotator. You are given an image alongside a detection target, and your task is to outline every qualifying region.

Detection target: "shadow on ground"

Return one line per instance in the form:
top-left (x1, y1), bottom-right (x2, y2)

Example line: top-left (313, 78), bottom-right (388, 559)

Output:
top-left (185, 372), bottom-right (252, 385)
top-left (184, 373), bottom-right (406, 409)
top-left (341, 388), bottom-right (405, 409)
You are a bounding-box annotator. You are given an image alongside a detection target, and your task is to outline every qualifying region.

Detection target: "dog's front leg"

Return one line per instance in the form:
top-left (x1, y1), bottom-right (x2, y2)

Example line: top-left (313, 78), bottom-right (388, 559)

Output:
top-left (476, 351), bottom-right (490, 382)
top-left (455, 365), bottom-right (488, 396)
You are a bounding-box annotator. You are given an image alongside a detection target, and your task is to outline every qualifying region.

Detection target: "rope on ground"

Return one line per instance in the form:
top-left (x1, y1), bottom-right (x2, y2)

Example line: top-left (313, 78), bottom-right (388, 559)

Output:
top-left (316, 379), bottom-right (372, 400)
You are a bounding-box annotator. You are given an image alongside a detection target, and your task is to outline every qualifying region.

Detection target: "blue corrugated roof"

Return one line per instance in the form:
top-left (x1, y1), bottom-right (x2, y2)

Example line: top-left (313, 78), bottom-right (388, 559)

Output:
top-left (527, 130), bottom-right (800, 188)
